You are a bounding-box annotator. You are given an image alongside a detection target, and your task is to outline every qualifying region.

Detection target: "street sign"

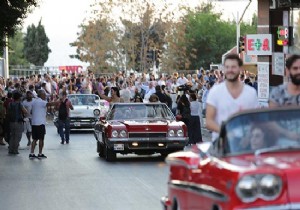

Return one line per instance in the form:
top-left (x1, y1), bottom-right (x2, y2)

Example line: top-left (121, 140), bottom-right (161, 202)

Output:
top-left (257, 62), bottom-right (270, 101)
top-left (246, 34), bottom-right (272, 56)
top-left (272, 53), bottom-right (285, 76)
top-left (243, 54), bottom-right (257, 65)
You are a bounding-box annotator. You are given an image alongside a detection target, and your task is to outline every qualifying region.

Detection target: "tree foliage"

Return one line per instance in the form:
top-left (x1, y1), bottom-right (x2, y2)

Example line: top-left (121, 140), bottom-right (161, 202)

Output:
top-left (0, 0), bottom-right (38, 48)
top-left (8, 30), bottom-right (29, 66)
top-left (23, 19), bottom-right (51, 66)
top-left (71, 0), bottom-right (171, 74)
top-left (72, 1), bottom-right (257, 73)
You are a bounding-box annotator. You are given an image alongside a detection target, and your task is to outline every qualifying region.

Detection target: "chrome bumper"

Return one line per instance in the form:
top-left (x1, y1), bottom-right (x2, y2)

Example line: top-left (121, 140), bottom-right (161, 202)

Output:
top-left (107, 137), bottom-right (189, 142)
top-left (235, 203), bottom-right (300, 210)
top-left (106, 137), bottom-right (188, 151)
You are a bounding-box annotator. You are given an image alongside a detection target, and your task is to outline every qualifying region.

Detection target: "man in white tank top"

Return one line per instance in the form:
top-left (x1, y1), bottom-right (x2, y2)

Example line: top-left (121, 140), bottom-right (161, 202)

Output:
top-left (206, 54), bottom-right (259, 141)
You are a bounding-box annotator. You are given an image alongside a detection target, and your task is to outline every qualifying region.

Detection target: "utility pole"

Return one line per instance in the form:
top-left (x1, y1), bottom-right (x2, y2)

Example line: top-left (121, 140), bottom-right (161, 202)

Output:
top-left (3, 35), bottom-right (9, 79)
top-left (236, 12), bottom-right (240, 54)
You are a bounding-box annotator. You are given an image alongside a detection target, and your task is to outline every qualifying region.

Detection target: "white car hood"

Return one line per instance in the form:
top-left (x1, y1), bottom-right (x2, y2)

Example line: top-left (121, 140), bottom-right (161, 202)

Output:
top-left (70, 105), bottom-right (98, 118)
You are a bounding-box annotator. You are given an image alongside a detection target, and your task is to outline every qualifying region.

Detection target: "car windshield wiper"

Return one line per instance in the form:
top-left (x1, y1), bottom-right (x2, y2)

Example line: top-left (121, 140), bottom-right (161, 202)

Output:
top-left (255, 145), bottom-right (300, 157)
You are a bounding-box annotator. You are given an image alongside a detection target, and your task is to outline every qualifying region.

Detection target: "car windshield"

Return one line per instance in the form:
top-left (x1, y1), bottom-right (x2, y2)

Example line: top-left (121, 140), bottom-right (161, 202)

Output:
top-left (107, 103), bottom-right (175, 120)
top-left (68, 94), bottom-right (100, 106)
top-left (224, 109), bottom-right (300, 156)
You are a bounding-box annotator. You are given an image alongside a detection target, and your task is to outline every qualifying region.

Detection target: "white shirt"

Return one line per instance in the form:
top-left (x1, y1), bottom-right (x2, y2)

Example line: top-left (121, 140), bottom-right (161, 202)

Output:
top-left (206, 82), bottom-right (259, 140)
top-left (31, 98), bottom-right (48, 125)
top-left (45, 81), bottom-right (52, 94)
top-left (190, 101), bottom-right (202, 116)
top-left (158, 80), bottom-right (166, 86)
top-left (22, 99), bottom-right (34, 118)
top-left (144, 87), bottom-right (156, 102)
top-left (177, 77), bottom-right (188, 85)
top-left (120, 89), bottom-right (131, 103)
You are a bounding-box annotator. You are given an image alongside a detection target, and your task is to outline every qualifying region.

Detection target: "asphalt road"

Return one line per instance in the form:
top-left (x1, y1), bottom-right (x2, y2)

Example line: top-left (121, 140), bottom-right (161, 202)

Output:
top-left (0, 124), bottom-right (169, 210)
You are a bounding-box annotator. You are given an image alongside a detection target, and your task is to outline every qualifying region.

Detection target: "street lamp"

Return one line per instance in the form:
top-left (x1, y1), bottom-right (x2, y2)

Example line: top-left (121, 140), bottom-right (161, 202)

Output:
top-left (210, 0), bottom-right (253, 54)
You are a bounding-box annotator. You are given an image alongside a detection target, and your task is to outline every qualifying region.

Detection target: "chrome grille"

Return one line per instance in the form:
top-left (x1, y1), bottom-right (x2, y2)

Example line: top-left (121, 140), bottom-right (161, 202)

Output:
top-left (129, 132), bottom-right (166, 138)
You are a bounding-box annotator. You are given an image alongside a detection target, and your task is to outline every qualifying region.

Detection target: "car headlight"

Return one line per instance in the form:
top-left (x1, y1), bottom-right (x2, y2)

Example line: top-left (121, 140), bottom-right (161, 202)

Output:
top-left (236, 174), bottom-right (283, 203)
top-left (168, 130), bottom-right (175, 137)
top-left (236, 176), bottom-right (258, 203)
top-left (177, 129), bottom-right (184, 137)
top-left (93, 109), bottom-right (100, 116)
top-left (119, 130), bottom-right (127, 138)
top-left (259, 174), bottom-right (282, 200)
top-left (111, 130), bottom-right (118, 138)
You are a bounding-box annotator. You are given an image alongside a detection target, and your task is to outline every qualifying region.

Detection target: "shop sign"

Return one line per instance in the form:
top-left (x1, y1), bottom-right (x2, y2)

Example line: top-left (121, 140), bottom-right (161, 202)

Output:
top-left (246, 34), bottom-right (272, 56)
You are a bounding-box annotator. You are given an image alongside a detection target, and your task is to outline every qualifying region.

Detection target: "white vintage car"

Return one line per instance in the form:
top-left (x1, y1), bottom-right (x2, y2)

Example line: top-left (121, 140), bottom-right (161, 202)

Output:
top-left (54, 94), bottom-right (109, 130)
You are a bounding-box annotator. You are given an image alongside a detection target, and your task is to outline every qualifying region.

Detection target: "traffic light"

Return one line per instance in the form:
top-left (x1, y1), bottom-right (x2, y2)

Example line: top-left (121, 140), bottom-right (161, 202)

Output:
top-left (146, 50), bottom-right (154, 61)
top-left (155, 49), bottom-right (162, 68)
top-left (239, 36), bottom-right (245, 53)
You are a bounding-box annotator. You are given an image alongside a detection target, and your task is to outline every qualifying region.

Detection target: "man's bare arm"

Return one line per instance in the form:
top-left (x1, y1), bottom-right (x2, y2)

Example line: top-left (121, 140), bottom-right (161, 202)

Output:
top-left (205, 104), bottom-right (220, 133)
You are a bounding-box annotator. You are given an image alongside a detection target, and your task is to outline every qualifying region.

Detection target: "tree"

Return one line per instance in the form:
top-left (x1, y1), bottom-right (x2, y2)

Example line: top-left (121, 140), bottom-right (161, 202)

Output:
top-left (182, 3), bottom-right (256, 69)
top-left (0, 0), bottom-right (38, 48)
top-left (8, 29), bottom-right (29, 66)
top-left (23, 19), bottom-right (51, 66)
top-left (71, 0), bottom-right (172, 74)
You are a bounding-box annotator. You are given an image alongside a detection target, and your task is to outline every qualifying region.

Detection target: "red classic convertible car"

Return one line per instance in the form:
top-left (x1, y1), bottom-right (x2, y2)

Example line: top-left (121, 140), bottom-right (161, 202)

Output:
top-left (94, 103), bottom-right (188, 161)
top-left (162, 107), bottom-right (300, 210)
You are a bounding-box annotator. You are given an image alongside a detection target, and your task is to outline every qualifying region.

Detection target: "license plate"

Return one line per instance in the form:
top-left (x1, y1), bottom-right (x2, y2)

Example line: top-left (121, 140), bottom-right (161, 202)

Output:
top-left (74, 122), bottom-right (81, 126)
top-left (114, 144), bottom-right (124, 151)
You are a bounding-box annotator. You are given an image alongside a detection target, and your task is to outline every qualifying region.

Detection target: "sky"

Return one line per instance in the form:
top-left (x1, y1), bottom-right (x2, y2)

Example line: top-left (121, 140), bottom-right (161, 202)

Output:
top-left (23, 0), bottom-right (258, 67)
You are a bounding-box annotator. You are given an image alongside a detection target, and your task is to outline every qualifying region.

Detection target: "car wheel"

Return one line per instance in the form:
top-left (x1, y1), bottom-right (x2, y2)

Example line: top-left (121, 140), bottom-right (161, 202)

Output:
top-left (105, 145), bottom-right (116, 161)
top-left (98, 142), bottom-right (105, 158)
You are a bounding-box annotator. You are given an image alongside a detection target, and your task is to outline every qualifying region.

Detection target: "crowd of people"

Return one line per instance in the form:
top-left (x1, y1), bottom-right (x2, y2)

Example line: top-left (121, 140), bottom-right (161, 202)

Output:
top-left (0, 54), bottom-right (262, 157)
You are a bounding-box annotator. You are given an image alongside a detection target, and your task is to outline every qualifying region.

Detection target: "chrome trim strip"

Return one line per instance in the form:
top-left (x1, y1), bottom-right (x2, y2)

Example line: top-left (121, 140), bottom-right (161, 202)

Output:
top-left (237, 203), bottom-right (300, 210)
top-left (108, 137), bottom-right (188, 142)
top-left (169, 180), bottom-right (228, 202)
top-left (166, 156), bottom-right (199, 169)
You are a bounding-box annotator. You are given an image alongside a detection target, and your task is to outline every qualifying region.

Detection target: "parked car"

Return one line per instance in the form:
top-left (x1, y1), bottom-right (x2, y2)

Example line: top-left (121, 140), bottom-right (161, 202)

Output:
top-left (162, 107), bottom-right (300, 210)
top-left (94, 103), bottom-right (188, 161)
top-left (54, 94), bottom-right (109, 130)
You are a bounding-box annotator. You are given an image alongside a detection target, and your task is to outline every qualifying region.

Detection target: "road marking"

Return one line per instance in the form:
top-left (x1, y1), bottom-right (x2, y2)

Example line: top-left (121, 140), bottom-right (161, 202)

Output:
top-left (135, 177), bottom-right (153, 190)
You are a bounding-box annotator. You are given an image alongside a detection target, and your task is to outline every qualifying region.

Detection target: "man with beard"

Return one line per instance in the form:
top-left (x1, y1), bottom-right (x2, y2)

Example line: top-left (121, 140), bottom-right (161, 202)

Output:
top-left (269, 54), bottom-right (300, 106)
top-left (206, 53), bottom-right (259, 141)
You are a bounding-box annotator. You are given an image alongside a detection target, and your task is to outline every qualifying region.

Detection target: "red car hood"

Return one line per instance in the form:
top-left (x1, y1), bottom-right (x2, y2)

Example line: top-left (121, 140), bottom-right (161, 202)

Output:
top-left (224, 152), bottom-right (300, 202)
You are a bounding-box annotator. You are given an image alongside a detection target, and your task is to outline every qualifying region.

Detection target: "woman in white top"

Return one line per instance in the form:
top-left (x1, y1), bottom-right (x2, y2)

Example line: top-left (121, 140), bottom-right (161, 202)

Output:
top-left (189, 93), bottom-right (203, 144)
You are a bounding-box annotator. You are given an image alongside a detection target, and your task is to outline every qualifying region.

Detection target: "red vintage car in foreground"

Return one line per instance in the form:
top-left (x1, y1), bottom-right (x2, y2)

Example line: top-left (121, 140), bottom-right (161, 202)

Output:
top-left (162, 107), bottom-right (300, 210)
top-left (94, 103), bottom-right (188, 161)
